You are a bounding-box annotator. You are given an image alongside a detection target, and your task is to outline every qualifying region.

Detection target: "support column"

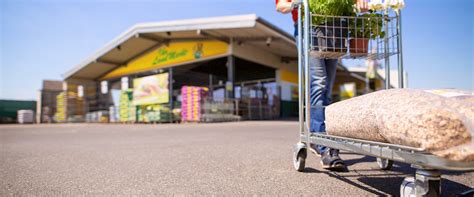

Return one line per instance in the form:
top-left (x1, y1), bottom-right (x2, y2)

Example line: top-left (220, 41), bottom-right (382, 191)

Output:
top-left (169, 67), bottom-right (174, 122)
top-left (226, 55), bottom-right (235, 99)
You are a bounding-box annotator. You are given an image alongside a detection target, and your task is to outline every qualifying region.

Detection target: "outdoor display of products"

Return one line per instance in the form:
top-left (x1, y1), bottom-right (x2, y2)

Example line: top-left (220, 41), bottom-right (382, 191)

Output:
top-left (201, 99), bottom-right (241, 122)
top-left (17, 110), bottom-right (34, 124)
top-left (109, 106), bottom-right (118, 123)
top-left (181, 86), bottom-right (208, 122)
top-left (55, 92), bottom-right (66, 122)
top-left (172, 107), bottom-right (181, 122)
top-left (137, 104), bottom-right (171, 123)
top-left (325, 89), bottom-right (474, 162)
top-left (238, 84), bottom-right (277, 120)
top-left (119, 89), bottom-right (136, 122)
top-left (41, 106), bottom-right (53, 123)
top-left (85, 110), bottom-right (109, 123)
top-left (54, 91), bottom-right (84, 123)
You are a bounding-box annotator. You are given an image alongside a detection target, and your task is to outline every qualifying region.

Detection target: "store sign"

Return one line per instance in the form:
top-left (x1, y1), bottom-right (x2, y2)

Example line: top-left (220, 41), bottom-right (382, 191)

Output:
top-left (102, 40), bottom-right (229, 80)
top-left (133, 73), bottom-right (169, 105)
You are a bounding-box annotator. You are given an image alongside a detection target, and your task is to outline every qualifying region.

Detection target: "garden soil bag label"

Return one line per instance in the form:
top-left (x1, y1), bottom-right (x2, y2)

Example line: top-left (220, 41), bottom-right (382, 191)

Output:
top-left (325, 89), bottom-right (474, 162)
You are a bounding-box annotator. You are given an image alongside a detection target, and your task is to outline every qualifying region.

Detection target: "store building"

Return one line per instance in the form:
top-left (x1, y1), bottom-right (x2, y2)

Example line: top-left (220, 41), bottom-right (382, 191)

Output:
top-left (54, 14), bottom-right (366, 123)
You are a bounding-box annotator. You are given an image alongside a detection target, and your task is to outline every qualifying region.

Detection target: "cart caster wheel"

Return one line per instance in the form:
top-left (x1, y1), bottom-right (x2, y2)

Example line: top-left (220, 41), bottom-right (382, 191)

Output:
top-left (376, 158), bottom-right (393, 170)
top-left (400, 177), bottom-right (415, 197)
top-left (293, 143), bottom-right (307, 172)
top-left (400, 169), bottom-right (441, 197)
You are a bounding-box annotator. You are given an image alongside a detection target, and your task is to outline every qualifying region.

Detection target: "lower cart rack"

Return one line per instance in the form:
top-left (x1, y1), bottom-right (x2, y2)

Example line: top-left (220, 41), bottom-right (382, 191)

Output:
top-left (301, 133), bottom-right (474, 171)
top-left (293, 133), bottom-right (474, 196)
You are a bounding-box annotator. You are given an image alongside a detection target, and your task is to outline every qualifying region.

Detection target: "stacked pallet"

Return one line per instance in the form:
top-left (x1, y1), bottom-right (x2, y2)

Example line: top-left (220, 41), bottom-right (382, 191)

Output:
top-left (17, 110), bottom-right (34, 124)
top-left (55, 92), bottom-right (67, 122)
top-left (137, 104), bottom-right (171, 123)
top-left (201, 100), bottom-right (240, 122)
top-left (181, 86), bottom-right (208, 122)
top-left (54, 91), bottom-right (85, 123)
top-left (119, 89), bottom-right (135, 122)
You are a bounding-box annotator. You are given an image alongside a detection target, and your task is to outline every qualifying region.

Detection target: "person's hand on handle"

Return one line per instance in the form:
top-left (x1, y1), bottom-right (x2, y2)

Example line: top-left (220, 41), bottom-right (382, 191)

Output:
top-left (276, 0), bottom-right (302, 14)
top-left (355, 0), bottom-right (369, 13)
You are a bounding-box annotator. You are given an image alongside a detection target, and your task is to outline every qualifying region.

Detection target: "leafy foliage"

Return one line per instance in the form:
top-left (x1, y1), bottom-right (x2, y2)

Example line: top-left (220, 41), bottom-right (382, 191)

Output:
top-left (309, 0), bottom-right (355, 25)
top-left (349, 13), bottom-right (385, 39)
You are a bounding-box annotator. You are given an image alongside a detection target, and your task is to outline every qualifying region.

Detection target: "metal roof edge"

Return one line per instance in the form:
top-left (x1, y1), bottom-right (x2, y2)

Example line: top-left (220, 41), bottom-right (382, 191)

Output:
top-left (62, 14), bottom-right (295, 81)
top-left (255, 16), bottom-right (295, 44)
top-left (62, 25), bottom-right (141, 80)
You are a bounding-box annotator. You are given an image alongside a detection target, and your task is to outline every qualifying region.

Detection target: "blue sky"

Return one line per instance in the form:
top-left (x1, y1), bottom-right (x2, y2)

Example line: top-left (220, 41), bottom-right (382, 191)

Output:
top-left (0, 0), bottom-right (473, 100)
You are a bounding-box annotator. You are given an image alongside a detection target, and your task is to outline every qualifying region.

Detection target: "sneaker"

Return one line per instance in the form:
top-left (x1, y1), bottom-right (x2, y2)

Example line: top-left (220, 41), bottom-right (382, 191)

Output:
top-left (309, 144), bottom-right (322, 157)
top-left (320, 149), bottom-right (345, 170)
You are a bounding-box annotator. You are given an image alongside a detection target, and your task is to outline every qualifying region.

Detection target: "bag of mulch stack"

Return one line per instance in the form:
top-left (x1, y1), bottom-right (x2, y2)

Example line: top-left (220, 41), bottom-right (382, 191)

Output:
top-left (325, 89), bottom-right (474, 162)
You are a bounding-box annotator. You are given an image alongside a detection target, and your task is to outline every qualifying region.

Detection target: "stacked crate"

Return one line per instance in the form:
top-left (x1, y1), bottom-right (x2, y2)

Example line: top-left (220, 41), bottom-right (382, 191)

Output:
top-left (119, 89), bottom-right (135, 122)
top-left (181, 86), bottom-right (208, 122)
top-left (54, 91), bottom-right (85, 123)
top-left (55, 92), bottom-right (67, 122)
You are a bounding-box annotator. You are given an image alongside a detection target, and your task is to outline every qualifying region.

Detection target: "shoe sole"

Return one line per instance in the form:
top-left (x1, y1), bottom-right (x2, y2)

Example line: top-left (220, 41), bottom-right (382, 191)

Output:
top-left (320, 161), bottom-right (345, 169)
top-left (309, 147), bottom-right (321, 158)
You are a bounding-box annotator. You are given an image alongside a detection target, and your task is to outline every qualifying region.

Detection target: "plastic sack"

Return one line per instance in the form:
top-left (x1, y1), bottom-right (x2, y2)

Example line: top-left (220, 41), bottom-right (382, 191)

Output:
top-left (325, 89), bottom-right (474, 162)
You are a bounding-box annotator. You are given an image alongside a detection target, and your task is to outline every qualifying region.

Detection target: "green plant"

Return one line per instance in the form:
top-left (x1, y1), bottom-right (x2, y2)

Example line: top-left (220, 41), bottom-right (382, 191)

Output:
top-left (349, 13), bottom-right (385, 39)
top-left (309, 0), bottom-right (355, 25)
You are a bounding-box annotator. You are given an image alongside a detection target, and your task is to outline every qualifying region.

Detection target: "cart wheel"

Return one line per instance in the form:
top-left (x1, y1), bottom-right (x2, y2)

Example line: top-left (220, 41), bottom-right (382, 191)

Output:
top-left (400, 176), bottom-right (415, 197)
top-left (400, 169), bottom-right (441, 197)
top-left (293, 147), bottom-right (307, 172)
top-left (376, 158), bottom-right (393, 170)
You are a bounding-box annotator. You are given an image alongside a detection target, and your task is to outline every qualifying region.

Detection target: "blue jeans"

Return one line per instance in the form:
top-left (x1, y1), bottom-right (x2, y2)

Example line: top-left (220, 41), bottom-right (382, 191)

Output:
top-left (295, 26), bottom-right (339, 154)
top-left (309, 57), bottom-right (338, 153)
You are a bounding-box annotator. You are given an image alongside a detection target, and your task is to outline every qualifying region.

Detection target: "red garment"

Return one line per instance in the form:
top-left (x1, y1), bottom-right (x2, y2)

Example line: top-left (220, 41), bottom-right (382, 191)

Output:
top-left (276, 0), bottom-right (298, 23)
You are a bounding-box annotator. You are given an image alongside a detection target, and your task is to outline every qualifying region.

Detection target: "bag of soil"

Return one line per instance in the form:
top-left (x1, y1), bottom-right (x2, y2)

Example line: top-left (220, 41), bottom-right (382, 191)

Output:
top-left (325, 89), bottom-right (474, 162)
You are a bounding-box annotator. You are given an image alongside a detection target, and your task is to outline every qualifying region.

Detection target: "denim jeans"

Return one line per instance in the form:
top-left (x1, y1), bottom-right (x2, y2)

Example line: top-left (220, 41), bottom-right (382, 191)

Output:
top-left (295, 25), bottom-right (340, 154)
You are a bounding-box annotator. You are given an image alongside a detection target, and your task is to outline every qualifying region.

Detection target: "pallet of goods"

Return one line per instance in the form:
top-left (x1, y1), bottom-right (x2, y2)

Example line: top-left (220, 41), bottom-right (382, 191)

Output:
top-left (119, 89), bottom-right (135, 123)
top-left (181, 86), bottom-right (208, 122)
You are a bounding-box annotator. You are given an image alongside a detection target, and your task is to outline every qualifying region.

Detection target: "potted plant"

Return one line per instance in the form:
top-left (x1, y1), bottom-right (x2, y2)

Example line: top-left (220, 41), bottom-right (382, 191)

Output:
top-left (347, 0), bottom-right (405, 54)
top-left (349, 12), bottom-right (384, 54)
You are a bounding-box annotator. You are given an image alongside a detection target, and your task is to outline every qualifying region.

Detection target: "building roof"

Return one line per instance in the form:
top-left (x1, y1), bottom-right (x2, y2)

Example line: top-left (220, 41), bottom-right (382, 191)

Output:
top-left (347, 66), bottom-right (404, 88)
top-left (63, 14), bottom-right (297, 81)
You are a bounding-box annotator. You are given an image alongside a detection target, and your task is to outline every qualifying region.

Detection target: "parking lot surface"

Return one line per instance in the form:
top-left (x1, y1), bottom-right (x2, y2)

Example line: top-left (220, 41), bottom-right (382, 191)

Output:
top-left (1, 122), bottom-right (473, 196)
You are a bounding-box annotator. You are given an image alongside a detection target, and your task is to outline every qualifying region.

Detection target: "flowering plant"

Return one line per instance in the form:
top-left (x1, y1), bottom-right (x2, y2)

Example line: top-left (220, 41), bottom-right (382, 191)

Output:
top-left (367, 0), bottom-right (405, 12)
top-left (350, 13), bottom-right (385, 39)
top-left (350, 0), bottom-right (405, 40)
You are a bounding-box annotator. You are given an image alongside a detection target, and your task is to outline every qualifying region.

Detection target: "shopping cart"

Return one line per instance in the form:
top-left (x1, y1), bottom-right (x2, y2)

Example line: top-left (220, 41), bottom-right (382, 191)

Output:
top-left (292, 1), bottom-right (474, 196)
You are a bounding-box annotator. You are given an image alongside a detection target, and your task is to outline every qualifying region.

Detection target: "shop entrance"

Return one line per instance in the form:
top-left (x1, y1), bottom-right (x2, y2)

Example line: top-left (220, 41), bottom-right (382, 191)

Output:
top-left (172, 56), bottom-right (279, 121)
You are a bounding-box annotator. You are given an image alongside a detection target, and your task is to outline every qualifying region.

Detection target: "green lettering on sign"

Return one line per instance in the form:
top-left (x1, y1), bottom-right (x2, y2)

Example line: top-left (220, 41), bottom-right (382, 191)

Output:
top-left (152, 49), bottom-right (189, 65)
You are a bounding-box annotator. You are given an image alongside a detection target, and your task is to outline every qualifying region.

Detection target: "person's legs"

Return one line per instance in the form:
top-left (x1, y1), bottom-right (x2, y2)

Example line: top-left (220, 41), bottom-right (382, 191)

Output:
top-left (309, 56), bottom-right (329, 154)
top-left (310, 57), bottom-right (345, 169)
top-left (308, 58), bottom-right (338, 153)
top-left (324, 59), bottom-right (338, 104)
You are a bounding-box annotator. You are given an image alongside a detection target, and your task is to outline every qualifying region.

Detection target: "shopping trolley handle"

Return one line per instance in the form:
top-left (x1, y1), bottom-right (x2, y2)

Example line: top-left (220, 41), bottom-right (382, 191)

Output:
top-left (290, 0), bottom-right (303, 9)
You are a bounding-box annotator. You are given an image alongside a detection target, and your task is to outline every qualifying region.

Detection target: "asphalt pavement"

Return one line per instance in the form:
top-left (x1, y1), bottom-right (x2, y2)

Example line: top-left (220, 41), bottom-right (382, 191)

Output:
top-left (1, 122), bottom-right (473, 196)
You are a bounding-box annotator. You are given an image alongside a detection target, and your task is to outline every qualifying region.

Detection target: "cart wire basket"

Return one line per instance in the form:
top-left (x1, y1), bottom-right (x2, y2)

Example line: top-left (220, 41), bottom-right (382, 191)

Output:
top-left (309, 14), bottom-right (400, 60)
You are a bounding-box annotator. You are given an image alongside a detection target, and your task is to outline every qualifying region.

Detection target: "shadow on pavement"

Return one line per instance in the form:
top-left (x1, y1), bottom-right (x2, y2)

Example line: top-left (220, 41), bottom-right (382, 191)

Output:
top-left (303, 155), bottom-right (473, 196)
top-left (304, 167), bottom-right (391, 196)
